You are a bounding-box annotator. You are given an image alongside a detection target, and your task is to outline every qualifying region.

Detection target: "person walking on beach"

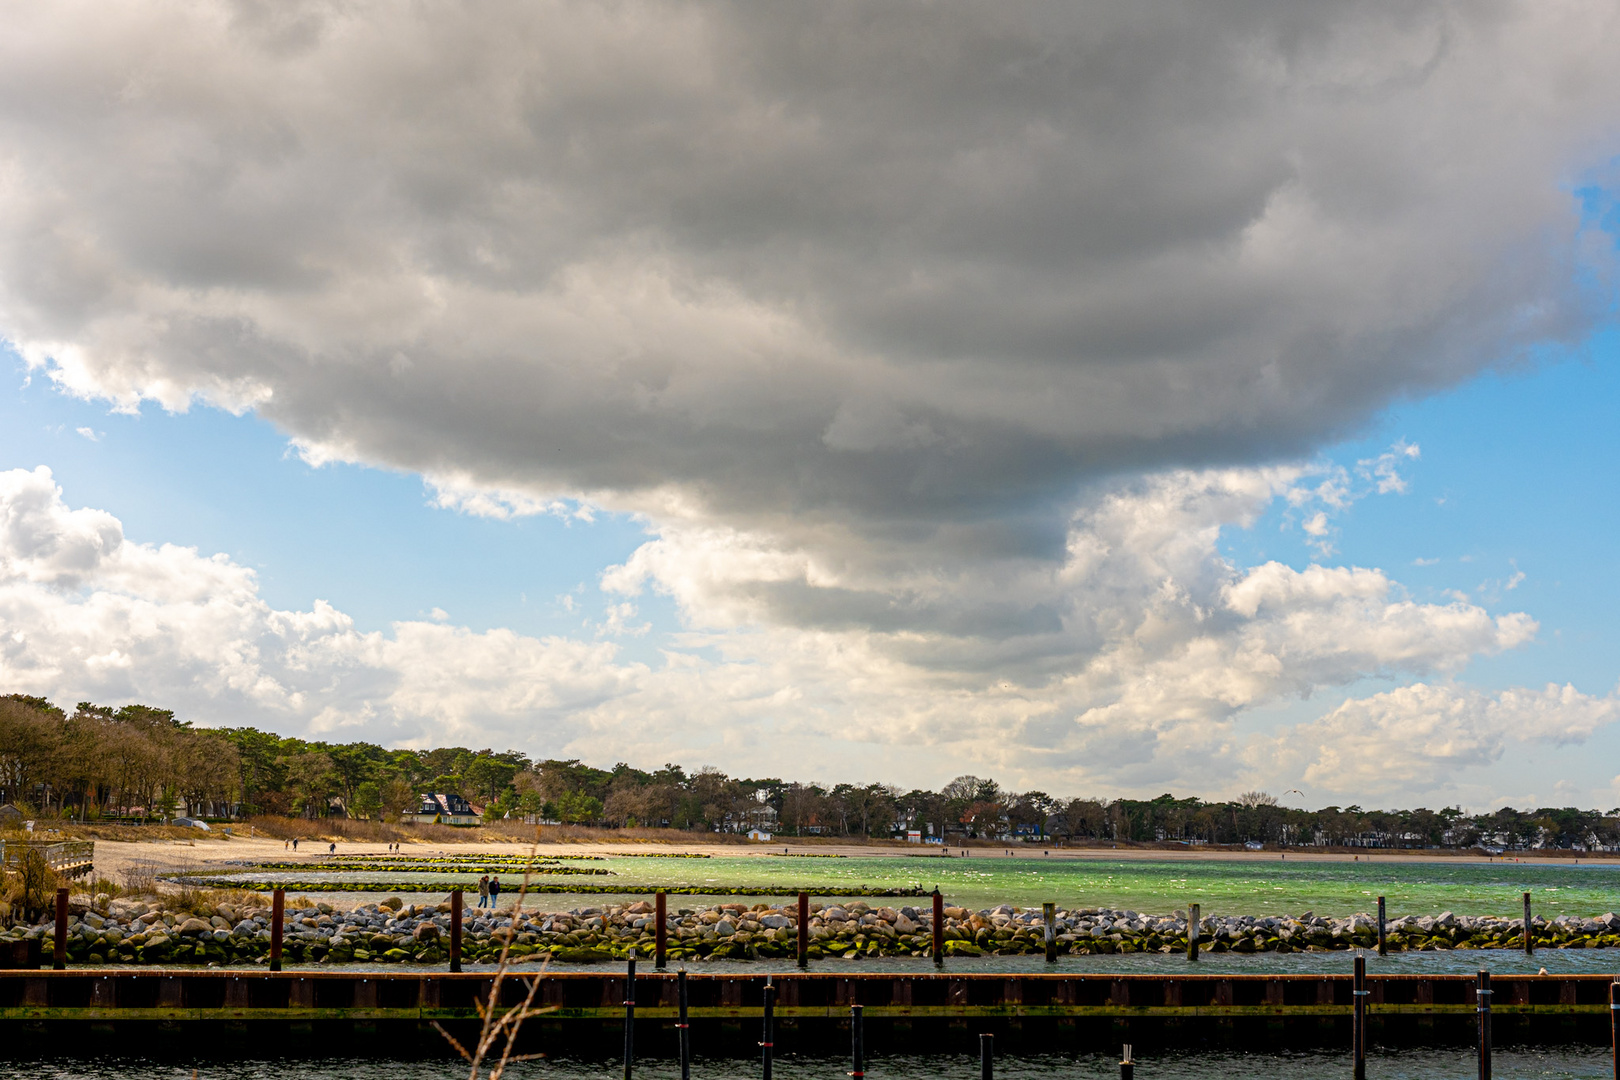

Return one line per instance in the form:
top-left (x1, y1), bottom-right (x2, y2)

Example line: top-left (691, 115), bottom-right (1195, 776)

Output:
top-left (489, 877), bottom-right (502, 909)
top-left (292, 838), bottom-right (298, 851)
top-left (330, 842), bottom-right (336, 854)
top-left (478, 875), bottom-right (490, 909)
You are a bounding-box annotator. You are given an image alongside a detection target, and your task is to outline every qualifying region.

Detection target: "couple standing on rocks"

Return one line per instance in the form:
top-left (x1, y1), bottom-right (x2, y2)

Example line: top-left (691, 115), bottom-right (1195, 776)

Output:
top-left (476, 875), bottom-right (504, 909)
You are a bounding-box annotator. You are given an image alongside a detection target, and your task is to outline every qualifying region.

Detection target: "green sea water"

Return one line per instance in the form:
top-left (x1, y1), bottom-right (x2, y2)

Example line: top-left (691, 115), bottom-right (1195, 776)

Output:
top-left (218, 852), bottom-right (1620, 919)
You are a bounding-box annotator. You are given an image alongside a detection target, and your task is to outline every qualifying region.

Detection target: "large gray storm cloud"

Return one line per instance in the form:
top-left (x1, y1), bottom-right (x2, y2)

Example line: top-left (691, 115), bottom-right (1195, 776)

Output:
top-left (1, 1), bottom-right (1617, 791)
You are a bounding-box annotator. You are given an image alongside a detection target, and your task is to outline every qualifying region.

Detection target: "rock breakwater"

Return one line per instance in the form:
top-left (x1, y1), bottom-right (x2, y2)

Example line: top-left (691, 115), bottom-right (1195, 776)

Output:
top-left (7, 899), bottom-right (1620, 966)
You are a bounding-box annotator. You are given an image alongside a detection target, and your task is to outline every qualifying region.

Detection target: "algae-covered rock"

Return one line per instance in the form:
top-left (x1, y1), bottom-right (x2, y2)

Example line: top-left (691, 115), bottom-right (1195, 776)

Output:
top-left (551, 946), bottom-right (610, 964)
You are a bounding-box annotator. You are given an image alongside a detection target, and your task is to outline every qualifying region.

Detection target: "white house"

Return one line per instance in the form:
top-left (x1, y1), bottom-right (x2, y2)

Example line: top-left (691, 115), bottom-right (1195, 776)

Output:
top-left (402, 792), bottom-right (481, 827)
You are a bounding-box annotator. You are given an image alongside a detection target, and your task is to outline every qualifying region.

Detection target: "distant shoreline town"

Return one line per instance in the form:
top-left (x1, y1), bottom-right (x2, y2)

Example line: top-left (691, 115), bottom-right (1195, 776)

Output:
top-left (3, 694), bottom-right (1617, 853)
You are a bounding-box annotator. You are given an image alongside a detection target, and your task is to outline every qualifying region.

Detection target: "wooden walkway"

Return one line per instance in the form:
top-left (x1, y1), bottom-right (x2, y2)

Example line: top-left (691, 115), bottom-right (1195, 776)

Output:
top-left (2, 970), bottom-right (1615, 1051)
top-left (0, 840), bottom-right (94, 879)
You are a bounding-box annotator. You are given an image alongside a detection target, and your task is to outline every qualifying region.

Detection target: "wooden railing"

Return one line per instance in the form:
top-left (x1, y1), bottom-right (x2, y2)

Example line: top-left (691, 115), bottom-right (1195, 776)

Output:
top-left (0, 840), bottom-right (95, 878)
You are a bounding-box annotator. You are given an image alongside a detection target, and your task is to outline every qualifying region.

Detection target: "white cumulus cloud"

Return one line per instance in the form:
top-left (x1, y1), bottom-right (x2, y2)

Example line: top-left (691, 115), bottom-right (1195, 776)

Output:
top-left (1252, 682), bottom-right (1620, 800)
top-left (0, 465), bottom-right (1544, 792)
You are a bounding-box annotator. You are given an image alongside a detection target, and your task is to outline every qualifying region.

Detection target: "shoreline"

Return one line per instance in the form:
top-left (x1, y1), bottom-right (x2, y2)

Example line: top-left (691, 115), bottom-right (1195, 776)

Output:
top-left (68, 833), bottom-right (1620, 880)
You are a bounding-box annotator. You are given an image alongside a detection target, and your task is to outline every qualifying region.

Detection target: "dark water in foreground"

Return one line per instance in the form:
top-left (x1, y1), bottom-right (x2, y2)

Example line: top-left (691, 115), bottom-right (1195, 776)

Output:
top-left (31, 1047), bottom-right (1615, 1080)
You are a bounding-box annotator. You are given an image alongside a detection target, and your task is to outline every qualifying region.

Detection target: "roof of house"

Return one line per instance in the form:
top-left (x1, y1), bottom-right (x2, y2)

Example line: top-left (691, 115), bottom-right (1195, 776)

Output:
top-left (414, 792), bottom-right (477, 816)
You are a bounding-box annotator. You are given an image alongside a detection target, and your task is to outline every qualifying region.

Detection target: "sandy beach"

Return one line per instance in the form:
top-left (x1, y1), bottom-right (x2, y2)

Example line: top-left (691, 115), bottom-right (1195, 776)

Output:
top-left (74, 831), bottom-right (1614, 888)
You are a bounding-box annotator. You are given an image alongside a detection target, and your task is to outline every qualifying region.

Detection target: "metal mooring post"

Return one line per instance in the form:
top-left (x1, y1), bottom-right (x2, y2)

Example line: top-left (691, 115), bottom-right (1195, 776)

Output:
top-left (761, 975), bottom-right (776, 1080)
top-left (623, 951), bottom-right (636, 1080)
top-left (1120, 1043), bottom-right (1134, 1080)
top-left (980, 1032), bottom-right (994, 1080)
top-left (449, 889), bottom-right (463, 973)
top-left (655, 892), bottom-right (667, 970)
top-left (1044, 901), bottom-right (1058, 963)
top-left (933, 888), bottom-right (946, 968)
top-left (677, 968), bottom-right (691, 1080)
top-left (1352, 954), bottom-right (1367, 1080)
top-left (1523, 893), bottom-right (1534, 955)
top-left (1187, 903), bottom-right (1200, 962)
top-left (850, 1004), bottom-right (865, 1080)
top-left (797, 892), bottom-right (810, 969)
top-left (269, 887), bottom-right (285, 973)
top-left (53, 888), bottom-right (68, 970)
top-left (1609, 981), bottom-right (1619, 1080)
top-left (1477, 969), bottom-right (1492, 1080)
top-left (1377, 896), bottom-right (1387, 957)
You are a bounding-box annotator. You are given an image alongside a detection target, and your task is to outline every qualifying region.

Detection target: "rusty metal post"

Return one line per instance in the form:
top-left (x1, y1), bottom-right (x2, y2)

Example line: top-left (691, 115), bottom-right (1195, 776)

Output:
top-left (53, 888), bottom-right (68, 970)
top-left (1524, 892), bottom-right (1534, 955)
top-left (1478, 969), bottom-right (1492, 1080)
top-left (933, 889), bottom-right (945, 968)
top-left (797, 891), bottom-right (810, 969)
top-left (1353, 954), bottom-right (1367, 1080)
top-left (1377, 896), bottom-right (1387, 957)
top-left (655, 891), bottom-right (667, 970)
top-left (1187, 903), bottom-right (1200, 962)
top-left (450, 889), bottom-right (463, 973)
top-left (1044, 901), bottom-right (1057, 963)
top-left (269, 887), bottom-right (285, 972)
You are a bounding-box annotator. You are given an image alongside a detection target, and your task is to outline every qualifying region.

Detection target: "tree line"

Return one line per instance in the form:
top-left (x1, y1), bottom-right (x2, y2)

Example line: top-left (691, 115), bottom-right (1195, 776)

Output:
top-left (3, 694), bottom-right (1617, 851)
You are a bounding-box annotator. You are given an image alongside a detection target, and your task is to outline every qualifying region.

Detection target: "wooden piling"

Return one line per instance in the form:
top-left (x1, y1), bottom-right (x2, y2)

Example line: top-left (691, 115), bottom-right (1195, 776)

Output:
top-left (1353, 954), bottom-right (1367, 1080)
top-left (449, 889), bottom-right (462, 974)
top-left (797, 892), bottom-right (809, 969)
top-left (1524, 892), bottom-right (1534, 956)
top-left (677, 968), bottom-right (691, 1080)
top-left (850, 1004), bottom-right (865, 1080)
top-left (933, 889), bottom-right (945, 968)
top-left (1477, 969), bottom-right (1492, 1080)
top-left (52, 888), bottom-right (67, 971)
top-left (761, 975), bottom-right (775, 1080)
top-left (1609, 981), bottom-right (1618, 1080)
top-left (1377, 896), bottom-right (1387, 957)
top-left (269, 888), bottom-right (284, 973)
top-left (1044, 901), bottom-right (1058, 964)
top-left (1120, 1043), bottom-right (1134, 1080)
top-left (980, 1032), bottom-right (994, 1080)
top-left (623, 952), bottom-right (636, 1080)
top-left (1187, 903), bottom-right (1200, 962)
top-left (655, 892), bottom-right (667, 970)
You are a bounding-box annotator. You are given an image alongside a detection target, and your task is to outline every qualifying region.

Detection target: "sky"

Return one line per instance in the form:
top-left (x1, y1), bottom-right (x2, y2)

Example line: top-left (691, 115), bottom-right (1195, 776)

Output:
top-left (1, 1), bottom-right (1618, 810)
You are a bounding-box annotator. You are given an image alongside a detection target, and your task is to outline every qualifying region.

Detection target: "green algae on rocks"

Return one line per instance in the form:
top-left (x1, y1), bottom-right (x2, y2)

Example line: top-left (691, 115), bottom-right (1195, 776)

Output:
top-left (9, 896), bottom-right (1620, 968)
